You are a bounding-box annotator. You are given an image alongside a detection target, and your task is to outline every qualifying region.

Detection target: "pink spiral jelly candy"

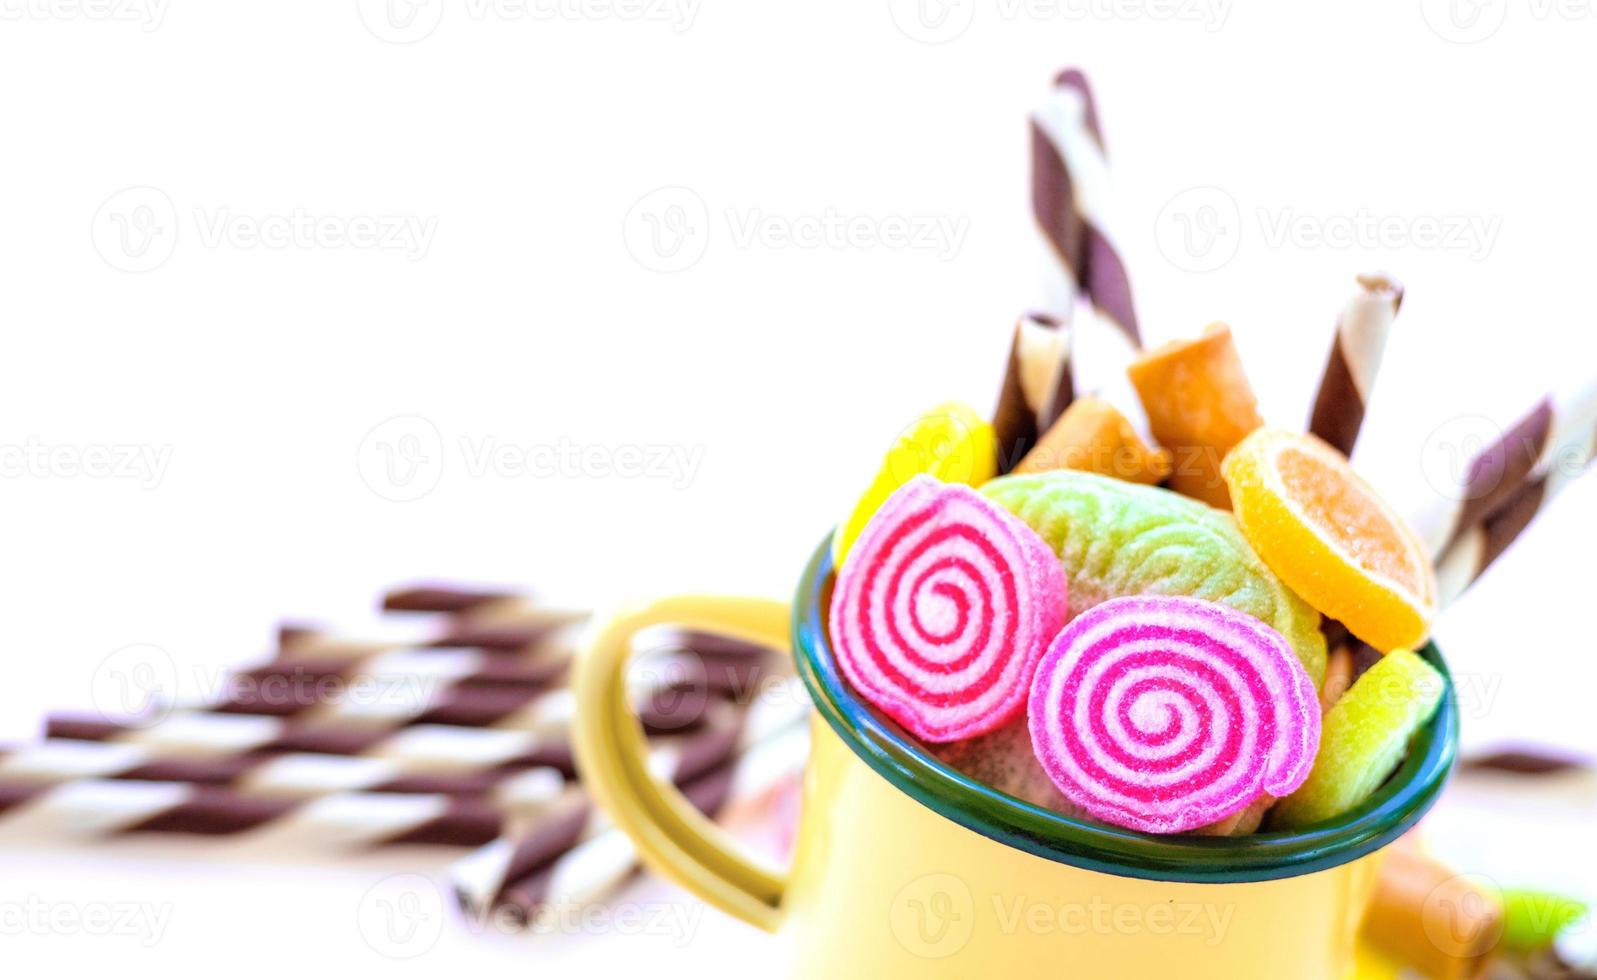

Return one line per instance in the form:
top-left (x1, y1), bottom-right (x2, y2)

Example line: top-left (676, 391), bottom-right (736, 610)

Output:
top-left (1029, 595), bottom-right (1320, 834)
top-left (830, 476), bottom-right (1068, 743)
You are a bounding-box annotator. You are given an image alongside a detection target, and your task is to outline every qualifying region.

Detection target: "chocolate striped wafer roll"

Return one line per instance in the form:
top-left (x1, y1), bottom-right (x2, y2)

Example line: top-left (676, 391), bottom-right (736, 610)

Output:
top-left (215, 646), bottom-right (572, 717)
top-left (0, 738), bottom-right (569, 803)
top-left (1030, 68), bottom-right (1139, 347)
top-left (43, 685), bottom-right (740, 779)
top-left (0, 725), bottom-right (743, 849)
top-left (382, 584), bottom-right (521, 614)
top-left (283, 588), bottom-right (587, 659)
top-left (451, 675), bottom-right (810, 915)
top-left (993, 312), bottom-right (1075, 473)
top-left (449, 716), bottom-right (758, 916)
top-left (1416, 375), bottom-right (1597, 557)
top-left (50, 644), bottom-right (758, 756)
top-left (0, 779), bottom-right (544, 847)
top-left (47, 714), bottom-right (581, 775)
top-left (1309, 273), bottom-right (1403, 456)
top-left (1434, 472), bottom-right (1565, 606)
top-left (487, 721), bottom-right (810, 927)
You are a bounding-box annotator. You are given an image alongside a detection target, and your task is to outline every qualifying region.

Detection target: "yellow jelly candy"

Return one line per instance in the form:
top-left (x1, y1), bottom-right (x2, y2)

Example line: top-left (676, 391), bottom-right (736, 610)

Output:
top-left (1222, 428), bottom-right (1438, 653)
top-left (1271, 648), bottom-right (1445, 828)
top-left (831, 402), bottom-right (997, 567)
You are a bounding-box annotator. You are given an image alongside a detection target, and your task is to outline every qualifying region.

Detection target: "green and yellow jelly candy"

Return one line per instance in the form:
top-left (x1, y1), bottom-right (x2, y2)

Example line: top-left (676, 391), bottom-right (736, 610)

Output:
top-left (981, 470), bottom-right (1327, 683)
top-left (831, 401), bottom-right (997, 567)
top-left (1272, 648), bottom-right (1445, 828)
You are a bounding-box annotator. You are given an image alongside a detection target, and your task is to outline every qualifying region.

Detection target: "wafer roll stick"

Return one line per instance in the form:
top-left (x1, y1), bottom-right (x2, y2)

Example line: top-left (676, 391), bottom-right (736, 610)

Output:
top-left (1030, 69), bottom-right (1139, 347)
top-left (1128, 323), bottom-right (1265, 508)
top-left (0, 723), bottom-right (745, 850)
top-left (45, 687), bottom-right (744, 779)
top-left (382, 585), bottom-right (522, 614)
top-left (3, 739), bottom-right (579, 822)
top-left (497, 766), bottom-right (736, 926)
top-left (216, 647), bottom-right (572, 717)
top-left (1014, 395), bottom-right (1172, 484)
top-left (1309, 274), bottom-right (1403, 456)
top-left (449, 726), bottom-right (749, 914)
top-left (284, 593), bottom-right (587, 659)
top-left (491, 723), bottom-right (810, 928)
top-left (0, 779), bottom-right (545, 848)
top-left (452, 677), bottom-right (810, 915)
top-left (1363, 846), bottom-right (1505, 980)
top-left (993, 312), bottom-right (1075, 472)
top-left (51, 648), bottom-right (741, 756)
top-left (1416, 376), bottom-right (1597, 557)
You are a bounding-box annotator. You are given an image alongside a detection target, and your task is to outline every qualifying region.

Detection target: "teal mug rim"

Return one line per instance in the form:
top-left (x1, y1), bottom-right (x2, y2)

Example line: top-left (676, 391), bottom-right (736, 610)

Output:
top-left (791, 535), bottom-right (1459, 885)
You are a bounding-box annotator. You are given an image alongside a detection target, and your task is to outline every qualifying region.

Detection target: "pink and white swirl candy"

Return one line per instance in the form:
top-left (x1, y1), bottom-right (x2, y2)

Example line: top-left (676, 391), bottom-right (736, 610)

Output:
top-left (1029, 595), bottom-right (1320, 834)
top-left (830, 476), bottom-right (1068, 743)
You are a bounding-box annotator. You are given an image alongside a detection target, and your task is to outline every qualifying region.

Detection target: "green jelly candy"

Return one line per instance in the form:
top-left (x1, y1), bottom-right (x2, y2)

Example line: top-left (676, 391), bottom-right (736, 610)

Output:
top-left (1272, 649), bottom-right (1445, 828)
top-left (1501, 888), bottom-right (1588, 953)
top-left (981, 471), bottom-right (1327, 683)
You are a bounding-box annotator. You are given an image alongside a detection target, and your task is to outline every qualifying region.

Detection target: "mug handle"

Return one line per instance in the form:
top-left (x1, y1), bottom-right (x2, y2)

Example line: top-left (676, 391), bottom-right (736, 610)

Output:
top-left (571, 594), bottom-right (792, 933)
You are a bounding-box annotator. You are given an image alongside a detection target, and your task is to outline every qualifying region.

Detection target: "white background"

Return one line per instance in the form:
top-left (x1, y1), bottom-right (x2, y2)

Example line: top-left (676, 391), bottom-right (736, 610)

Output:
top-left (1, 2), bottom-right (1594, 976)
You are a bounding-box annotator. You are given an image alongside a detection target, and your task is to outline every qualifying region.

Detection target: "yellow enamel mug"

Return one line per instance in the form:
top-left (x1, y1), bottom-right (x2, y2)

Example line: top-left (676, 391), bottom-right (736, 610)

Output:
top-left (572, 540), bottom-right (1458, 979)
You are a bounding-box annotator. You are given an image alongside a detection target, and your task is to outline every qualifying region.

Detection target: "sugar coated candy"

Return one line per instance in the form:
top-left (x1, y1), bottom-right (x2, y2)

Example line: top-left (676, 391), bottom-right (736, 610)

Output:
top-left (1028, 595), bottom-right (1321, 835)
top-left (1271, 648), bottom-right (1445, 829)
top-left (829, 476), bottom-right (1067, 743)
top-left (832, 401), bottom-right (997, 567)
top-left (1223, 428), bottom-right (1438, 652)
top-left (982, 470), bottom-right (1327, 683)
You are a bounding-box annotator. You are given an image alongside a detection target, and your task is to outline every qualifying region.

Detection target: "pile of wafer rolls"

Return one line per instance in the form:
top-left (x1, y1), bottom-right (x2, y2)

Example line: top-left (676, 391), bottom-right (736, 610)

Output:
top-left (0, 585), bottom-right (808, 930)
top-left (1004, 66), bottom-right (1597, 979)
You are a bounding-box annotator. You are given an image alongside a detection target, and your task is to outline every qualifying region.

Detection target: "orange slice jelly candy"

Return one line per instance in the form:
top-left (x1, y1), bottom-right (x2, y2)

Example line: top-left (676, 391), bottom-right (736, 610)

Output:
top-left (1222, 428), bottom-right (1438, 652)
